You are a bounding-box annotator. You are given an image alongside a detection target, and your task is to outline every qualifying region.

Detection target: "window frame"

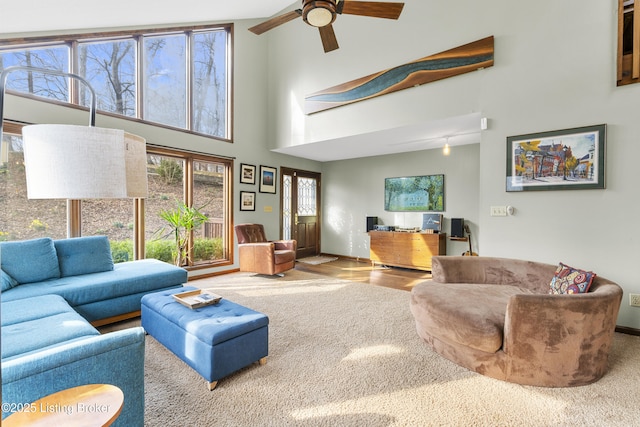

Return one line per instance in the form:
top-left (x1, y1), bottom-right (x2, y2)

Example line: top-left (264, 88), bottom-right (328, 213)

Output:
top-left (145, 144), bottom-right (234, 270)
top-left (1, 121), bottom-right (235, 271)
top-left (618, 0), bottom-right (640, 86)
top-left (0, 23), bottom-right (234, 142)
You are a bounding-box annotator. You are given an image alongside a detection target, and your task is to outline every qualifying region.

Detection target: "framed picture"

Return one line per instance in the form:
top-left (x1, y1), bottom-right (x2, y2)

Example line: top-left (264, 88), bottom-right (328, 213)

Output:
top-left (239, 191), bottom-right (256, 211)
top-left (240, 163), bottom-right (256, 185)
top-left (506, 124), bottom-right (606, 192)
top-left (259, 165), bottom-right (277, 194)
top-left (384, 174), bottom-right (444, 212)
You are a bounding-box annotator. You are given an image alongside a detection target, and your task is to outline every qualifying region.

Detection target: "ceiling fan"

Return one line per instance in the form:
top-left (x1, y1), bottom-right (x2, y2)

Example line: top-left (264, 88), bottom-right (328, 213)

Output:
top-left (248, 1), bottom-right (405, 53)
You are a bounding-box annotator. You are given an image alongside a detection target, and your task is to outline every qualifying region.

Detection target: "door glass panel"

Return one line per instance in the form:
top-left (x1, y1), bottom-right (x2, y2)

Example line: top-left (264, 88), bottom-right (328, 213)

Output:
top-left (282, 174), bottom-right (292, 240)
top-left (297, 177), bottom-right (317, 215)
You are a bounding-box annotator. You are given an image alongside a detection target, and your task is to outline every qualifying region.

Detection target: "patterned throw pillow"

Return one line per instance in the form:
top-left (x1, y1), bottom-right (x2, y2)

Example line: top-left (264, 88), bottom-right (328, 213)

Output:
top-left (549, 263), bottom-right (596, 294)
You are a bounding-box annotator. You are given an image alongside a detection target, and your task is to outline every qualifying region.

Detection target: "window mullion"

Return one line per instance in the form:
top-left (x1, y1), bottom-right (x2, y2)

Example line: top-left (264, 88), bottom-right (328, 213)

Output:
top-left (137, 35), bottom-right (144, 120)
top-left (186, 31), bottom-right (193, 131)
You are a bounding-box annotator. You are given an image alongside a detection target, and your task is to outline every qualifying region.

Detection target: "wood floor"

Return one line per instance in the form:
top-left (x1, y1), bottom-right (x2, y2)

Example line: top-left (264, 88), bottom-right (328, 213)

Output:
top-left (294, 257), bottom-right (432, 291)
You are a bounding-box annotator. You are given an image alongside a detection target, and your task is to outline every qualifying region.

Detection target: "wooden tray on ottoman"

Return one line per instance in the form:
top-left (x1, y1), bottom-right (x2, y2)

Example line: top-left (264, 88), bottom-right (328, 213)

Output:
top-left (173, 289), bottom-right (222, 309)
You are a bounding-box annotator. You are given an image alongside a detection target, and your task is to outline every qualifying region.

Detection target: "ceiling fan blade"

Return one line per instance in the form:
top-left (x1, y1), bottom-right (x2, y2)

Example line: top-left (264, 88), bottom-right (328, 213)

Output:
top-left (338, 1), bottom-right (404, 20)
top-left (319, 25), bottom-right (339, 53)
top-left (248, 9), bottom-right (302, 35)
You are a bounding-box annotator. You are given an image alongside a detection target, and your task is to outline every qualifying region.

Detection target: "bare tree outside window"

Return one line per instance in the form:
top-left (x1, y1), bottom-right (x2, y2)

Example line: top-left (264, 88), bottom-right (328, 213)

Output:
top-left (78, 40), bottom-right (136, 116)
top-left (0, 46), bottom-right (70, 101)
top-left (0, 25), bottom-right (231, 139)
top-left (144, 35), bottom-right (187, 128)
top-left (193, 30), bottom-right (227, 138)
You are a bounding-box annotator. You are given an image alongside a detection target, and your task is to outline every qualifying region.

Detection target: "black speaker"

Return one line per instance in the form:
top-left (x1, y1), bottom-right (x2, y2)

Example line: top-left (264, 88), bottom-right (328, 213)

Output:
top-left (366, 216), bottom-right (378, 232)
top-left (451, 218), bottom-right (465, 238)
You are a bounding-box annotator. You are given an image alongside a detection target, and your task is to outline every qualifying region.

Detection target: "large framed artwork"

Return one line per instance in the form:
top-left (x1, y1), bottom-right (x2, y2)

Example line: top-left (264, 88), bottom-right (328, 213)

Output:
top-left (506, 124), bottom-right (606, 192)
top-left (259, 165), bottom-right (277, 194)
top-left (384, 174), bottom-right (444, 212)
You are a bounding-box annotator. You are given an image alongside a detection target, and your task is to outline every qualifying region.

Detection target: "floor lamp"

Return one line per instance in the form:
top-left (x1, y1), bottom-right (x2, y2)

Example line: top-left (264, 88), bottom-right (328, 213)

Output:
top-left (0, 65), bottom-right (148, 238)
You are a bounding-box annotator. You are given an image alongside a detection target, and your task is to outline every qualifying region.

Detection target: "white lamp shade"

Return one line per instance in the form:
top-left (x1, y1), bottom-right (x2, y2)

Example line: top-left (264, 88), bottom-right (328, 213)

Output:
top-left (22, 124), bottom-right (148, 199)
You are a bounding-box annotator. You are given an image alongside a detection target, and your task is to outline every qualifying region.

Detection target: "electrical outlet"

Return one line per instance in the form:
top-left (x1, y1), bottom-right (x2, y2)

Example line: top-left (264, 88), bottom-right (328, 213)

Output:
top-left (630, 294), bottom-right (640, 307)
top-left (490, 206), bottom-right (507, 216)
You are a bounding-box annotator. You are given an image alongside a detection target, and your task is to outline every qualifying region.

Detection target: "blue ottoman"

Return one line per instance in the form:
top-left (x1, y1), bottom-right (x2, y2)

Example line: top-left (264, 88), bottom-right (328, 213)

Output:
top-left (141, 286), bottom-right (268, 390)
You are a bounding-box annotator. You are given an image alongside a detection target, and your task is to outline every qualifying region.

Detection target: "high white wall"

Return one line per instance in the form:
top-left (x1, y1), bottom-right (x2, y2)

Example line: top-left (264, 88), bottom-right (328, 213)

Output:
top-left (265, 0), bottom-right (640, 328)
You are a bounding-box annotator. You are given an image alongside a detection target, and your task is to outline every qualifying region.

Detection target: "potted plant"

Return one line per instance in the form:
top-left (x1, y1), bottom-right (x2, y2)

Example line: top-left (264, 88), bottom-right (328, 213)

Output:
top-left (159, 201), bottom-right (209, 266)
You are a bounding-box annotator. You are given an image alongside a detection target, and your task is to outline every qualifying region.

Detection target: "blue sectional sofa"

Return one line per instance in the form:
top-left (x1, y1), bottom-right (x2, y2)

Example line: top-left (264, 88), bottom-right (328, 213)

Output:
top-left (1, 236), bottom-right (188, 426)
top-left (1, 236), bottom-right (187, 325)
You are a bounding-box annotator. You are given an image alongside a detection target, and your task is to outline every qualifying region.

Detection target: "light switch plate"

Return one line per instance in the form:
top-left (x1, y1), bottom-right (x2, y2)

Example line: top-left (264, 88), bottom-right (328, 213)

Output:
top-left (490, 206), bottom-right (507, 216)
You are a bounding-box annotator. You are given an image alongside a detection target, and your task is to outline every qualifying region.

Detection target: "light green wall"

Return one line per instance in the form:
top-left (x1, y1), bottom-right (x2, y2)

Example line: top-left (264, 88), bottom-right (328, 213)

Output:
top-left (321, 144), bottom-right (480, 258)
top-left (265, 0), bottom-right (640, 328)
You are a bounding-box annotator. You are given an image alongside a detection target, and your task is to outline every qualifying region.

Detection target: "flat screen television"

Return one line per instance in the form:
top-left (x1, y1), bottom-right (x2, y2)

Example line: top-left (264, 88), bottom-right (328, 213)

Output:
top-left (384, 174), bottom-right (444, 212)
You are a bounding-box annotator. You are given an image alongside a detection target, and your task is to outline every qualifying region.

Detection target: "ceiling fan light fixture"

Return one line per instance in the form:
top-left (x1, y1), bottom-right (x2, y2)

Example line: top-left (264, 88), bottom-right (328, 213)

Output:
top-left (303, 0), bottom-right (337, 27)
top-left (307, 7), bottom-right (333, 26)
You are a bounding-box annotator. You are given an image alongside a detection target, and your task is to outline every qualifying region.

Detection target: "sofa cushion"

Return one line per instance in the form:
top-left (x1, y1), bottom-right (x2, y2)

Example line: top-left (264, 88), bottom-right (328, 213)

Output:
top-left (548, 262), bottom-right (596, 295)
top-left (54, 236), bottom-right (114, 277)
top-left (1, 269), bottom-right (19, 291)
top-left (0, 238), bottom-right (60, 284)
top-left (411, 282), bottom-right (534, 353)
top-left (1, 295), bottom-right (100, 360)
top-left (0, 259), bottom-right (187, 307)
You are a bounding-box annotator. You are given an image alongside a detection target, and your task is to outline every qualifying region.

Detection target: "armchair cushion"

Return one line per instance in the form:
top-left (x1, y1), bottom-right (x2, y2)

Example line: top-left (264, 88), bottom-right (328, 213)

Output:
top-left (235, 224), bottom-right (268, 244)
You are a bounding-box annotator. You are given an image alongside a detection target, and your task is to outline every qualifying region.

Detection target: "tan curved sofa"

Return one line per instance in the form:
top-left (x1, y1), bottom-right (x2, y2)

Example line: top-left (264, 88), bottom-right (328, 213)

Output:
top-left (410, 256), bottom-right (623, 387)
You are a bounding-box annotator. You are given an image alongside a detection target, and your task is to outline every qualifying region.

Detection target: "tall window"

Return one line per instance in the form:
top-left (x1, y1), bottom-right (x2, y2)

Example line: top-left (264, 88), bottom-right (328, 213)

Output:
top-left (0, 24), bottom-right (232, 140)
top-left (145, 148), bottom-right (232, 268)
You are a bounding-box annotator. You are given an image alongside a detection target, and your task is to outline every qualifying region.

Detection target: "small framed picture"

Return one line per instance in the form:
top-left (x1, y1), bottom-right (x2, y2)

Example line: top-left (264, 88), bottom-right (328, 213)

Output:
top-left (240, 163), bottom-right (256, 185)
top-left (240, 191), bottom-right (256, 211)
top-left (259, 165), bottom-right (277, 194)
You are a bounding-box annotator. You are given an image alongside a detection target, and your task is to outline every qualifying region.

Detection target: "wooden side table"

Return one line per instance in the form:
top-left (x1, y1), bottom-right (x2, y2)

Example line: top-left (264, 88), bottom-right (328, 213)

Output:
top-left (3, 384), bottom-right (124, 427)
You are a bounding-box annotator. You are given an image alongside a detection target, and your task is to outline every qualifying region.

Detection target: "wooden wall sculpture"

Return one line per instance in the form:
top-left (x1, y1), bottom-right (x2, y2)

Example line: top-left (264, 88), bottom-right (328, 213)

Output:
top-left (305, 36), bottom-right (494, 115)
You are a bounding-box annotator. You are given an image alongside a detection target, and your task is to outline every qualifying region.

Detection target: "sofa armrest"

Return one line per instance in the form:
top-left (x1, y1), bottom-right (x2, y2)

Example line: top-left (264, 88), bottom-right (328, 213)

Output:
top-left (273, 240), bottom-right (297, 252)
top-left (2, 327), bottom-right (145, 427)
top-left (503, 283), bottom-right (622, 385)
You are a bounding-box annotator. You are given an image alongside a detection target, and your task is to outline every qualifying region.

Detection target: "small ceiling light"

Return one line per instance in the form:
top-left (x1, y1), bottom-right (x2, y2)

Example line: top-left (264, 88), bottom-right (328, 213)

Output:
top-left (443, 138), bottom-right (451, 156)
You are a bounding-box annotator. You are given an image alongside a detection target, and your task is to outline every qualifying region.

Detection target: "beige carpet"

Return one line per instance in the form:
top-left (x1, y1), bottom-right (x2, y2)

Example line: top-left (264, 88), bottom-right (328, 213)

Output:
top-left (108, 269), bottom-right (640, 426)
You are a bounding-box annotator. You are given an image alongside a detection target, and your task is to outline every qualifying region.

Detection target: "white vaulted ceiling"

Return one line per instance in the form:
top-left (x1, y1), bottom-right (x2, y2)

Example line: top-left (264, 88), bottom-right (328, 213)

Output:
top-left (0, 0), bottom-right (296, 35)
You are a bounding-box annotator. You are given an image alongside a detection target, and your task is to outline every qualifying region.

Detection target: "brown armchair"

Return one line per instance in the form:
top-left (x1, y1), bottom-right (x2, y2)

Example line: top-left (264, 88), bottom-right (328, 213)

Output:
top-left (234, 224), bottom-right (297, 276)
